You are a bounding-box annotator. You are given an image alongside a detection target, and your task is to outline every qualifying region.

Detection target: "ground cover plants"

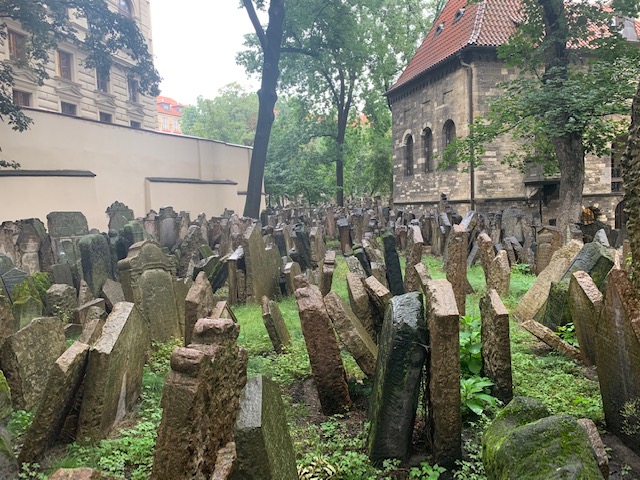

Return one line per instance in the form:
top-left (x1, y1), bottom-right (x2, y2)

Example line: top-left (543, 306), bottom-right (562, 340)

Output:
top-left (8, 251), bottom-right (613, 479)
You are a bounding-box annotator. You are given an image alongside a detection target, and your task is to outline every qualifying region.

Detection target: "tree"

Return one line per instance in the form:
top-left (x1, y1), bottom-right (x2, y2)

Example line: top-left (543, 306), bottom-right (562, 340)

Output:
top-left (239, 0), bottom-right (435, 208)
top-left (181, 84), bottom-right (259, 146)
top-left (0, 0), bottom-right (160, 150)
top-left (240, 0), bottom-right (285, 219)
top-left (445, 0), bottom-right (640, 235)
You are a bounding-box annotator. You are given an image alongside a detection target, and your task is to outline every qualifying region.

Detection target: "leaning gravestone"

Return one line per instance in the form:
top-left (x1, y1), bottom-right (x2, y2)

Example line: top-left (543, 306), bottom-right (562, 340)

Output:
top-left (403, 225), bottom-right (424, 293)
top-left (382, 229), bottom-right (404, 296)
top-left (1, 267), bottom-right (28, 301)
top-left (480, 289), bottom-right (513, 404)
top-left (535, 226), bottom-right (563, 275)
top-left (19, 341), bottom-right (90, 463)
top-left (295, 285), bottom-right (352, 415)
top-left (77, 302), bottom-right (148, 443)
top-left (423, 279), bottom-right (462, 467)
top-left (152, 318), bottom-right (248, 480)
top-left (346, 272), bottom-right (376, 342)
top-left (567, 272), bottom-right (603, 367)
top-left (514, 240), bottom-right (582, 322)
top-left (261, 296), bottom-right (291, 354)
top-left (594, 269), bottom-right (640, 455)
top-left (368, 292), bottom-right (426, 465)
top-left (445, 224), bottom-right (468, 315)
top-left (118, 240), bottom-right (181, 343)
top-left (324, 291), bottom-right (378, 378)
top-left (232, 376), bottom-right (298, 480)
top-left (184, 272), bottom-right (215, 346)
top-left (79, 234), bottom-right (113, 298)
top-left (0, 317), bottom-right (66, 410)
top-left (242, 223), bottom-right (281, 304)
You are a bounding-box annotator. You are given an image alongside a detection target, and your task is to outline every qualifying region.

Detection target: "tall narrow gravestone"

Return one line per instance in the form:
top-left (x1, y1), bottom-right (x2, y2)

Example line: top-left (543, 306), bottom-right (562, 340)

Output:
top-left (295, 285), bottom-right (352, 415)
top-left (424, 279), bottom-right (462, 467)
top-left (368, 292), bottom-right (426, 465)
top-left (480, 290), bottom-right (513, 404)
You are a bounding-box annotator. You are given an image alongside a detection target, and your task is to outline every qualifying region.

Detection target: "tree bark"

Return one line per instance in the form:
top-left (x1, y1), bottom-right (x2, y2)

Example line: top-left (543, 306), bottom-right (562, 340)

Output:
top-left (242, 0), bottom-right (285, 219)
top-left (622, 81), bottom-right (640, 286)
top-left (538, 0), bottom-right (584, 237)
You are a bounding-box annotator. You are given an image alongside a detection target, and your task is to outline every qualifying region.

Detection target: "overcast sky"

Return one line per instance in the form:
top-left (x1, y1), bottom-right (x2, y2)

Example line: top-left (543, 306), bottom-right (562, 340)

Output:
top-left (151, 1), bottom-right (261, 105)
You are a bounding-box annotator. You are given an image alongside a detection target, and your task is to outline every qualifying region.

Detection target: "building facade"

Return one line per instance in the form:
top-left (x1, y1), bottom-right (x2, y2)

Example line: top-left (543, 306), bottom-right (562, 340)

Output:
top-left (387, 0), bottom-right (638, 226)
top-left (2, 0), bottom-right (156, 129)
top-left (156, 96), bottom-right (184, 134)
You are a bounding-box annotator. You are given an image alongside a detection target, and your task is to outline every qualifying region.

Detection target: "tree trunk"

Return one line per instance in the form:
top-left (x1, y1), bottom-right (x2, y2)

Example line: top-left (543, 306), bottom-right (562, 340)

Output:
top-left (243, 0), bottom-right (285, 219)
top-left (538, 0), bottom-right (584, 237)
top-left (553, 133), bottom-right (585, 237)
top-left (336, 110), bottom-right (347, 207)
top-left (622, 81), bottom-right (640, 286)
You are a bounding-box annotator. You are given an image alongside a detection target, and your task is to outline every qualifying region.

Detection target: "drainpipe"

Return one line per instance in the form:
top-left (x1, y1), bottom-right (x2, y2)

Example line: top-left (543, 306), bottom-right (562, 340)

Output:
top-left (459, 56), bottom-right (475, 210)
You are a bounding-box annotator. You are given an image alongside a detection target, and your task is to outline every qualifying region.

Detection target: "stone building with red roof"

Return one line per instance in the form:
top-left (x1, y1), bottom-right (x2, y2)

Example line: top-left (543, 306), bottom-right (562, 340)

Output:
top-left (387, 0), bottom-right (638, 226)
top-left (156, 96), bottom-right (185, 134)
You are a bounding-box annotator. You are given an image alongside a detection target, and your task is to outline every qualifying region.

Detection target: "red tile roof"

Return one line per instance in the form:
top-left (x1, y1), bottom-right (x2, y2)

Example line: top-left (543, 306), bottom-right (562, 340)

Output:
top-left (388, 0), bottom-right (640, 95)
top-left (389, 0), bottom-right (520, 94)
top-left (156, 96), bottom-right (185, 117)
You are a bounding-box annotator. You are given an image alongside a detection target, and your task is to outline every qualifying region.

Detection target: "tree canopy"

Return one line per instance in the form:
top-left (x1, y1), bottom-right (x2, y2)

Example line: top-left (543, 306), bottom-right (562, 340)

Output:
top-left (0, 0), bottom-right (161, 167)
top-left (181, 84), bottom-right (259, 146)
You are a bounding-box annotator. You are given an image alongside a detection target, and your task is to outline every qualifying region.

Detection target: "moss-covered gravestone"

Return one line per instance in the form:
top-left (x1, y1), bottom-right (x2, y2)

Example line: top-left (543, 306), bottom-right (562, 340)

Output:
top-left (232, 376), bottom-right (298, 480)
top-left (368, 292), bottom-right (426, 465)
top-left (0, 370), bottom-right (11, 422)
top-left (483, 397), bottom-right (603, 479)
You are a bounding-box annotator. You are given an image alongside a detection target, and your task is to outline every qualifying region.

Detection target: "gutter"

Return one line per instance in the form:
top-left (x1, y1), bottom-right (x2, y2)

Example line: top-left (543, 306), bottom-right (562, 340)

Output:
top-left (459, 55), bottom-right (475, 210)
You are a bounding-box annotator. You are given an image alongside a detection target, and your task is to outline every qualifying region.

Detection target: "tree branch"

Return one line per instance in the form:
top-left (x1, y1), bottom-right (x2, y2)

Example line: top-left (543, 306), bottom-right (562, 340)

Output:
top-left (242, 0), bottom-right (267, 50)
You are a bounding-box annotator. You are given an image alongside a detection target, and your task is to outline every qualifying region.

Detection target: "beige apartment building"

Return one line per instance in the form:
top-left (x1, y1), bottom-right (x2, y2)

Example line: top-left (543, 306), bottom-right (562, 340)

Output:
top-left (3, 0), bottom-right (156, 129)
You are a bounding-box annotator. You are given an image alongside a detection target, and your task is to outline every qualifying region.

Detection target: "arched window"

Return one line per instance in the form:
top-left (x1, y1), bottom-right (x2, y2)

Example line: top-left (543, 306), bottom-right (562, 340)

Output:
top-left (423, 128), bottom-right (433, 172)
top-left (443, 120), bottom-right (456, 169)
top-left (611, 135), bottom-right (626, 192)
top-left (119, 0), bottom-right (133, 17)
top-left (405, 135), bottom-right (414, 176)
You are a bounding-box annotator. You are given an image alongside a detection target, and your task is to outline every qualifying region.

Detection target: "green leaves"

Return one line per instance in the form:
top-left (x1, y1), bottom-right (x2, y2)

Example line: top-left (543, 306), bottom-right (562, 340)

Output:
top-left (460, 377), bottom-right (499, 416)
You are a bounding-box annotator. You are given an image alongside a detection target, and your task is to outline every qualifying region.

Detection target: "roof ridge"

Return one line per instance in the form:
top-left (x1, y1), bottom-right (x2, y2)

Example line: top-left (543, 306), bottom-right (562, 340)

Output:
top-left (469, 0), bottom-right (487, 45)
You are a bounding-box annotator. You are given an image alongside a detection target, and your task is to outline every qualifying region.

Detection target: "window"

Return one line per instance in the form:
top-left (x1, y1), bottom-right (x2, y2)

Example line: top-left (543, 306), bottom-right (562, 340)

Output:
top-left (174, 120), bottom-right (180, 132)
top-left (161, 103), bottom-right (170, 111)
top-left (96, 69), bottom-right (109, 92)
top-left (405, 135), bottom-right (414, 176)
top-left (454, 8), bottom-right (466, 22)
top-left (162, 117), bottom-right (168, 130)
top-left (8, 30), bottom-right (27, 62)
top-left (128, 78), bottom-right (139, 103)
top-left (61, 102), bottom-right (77, 116)
top-left (57, 51), bottom-right (73, 81)
top-left (423, 128), bottom-right (433, 172)
top-left (435, 23), bottom-right (445, 36)
top-left (13, 90), bottom-right (31, 107)
top-left (99, 112), bottom-right (113, 123)
top-left (119, 0), bottom-right (133, 17)
top-left (130, 120), bottom-right (141, 129)
top-left (443, 120), bottom-right (456, 169)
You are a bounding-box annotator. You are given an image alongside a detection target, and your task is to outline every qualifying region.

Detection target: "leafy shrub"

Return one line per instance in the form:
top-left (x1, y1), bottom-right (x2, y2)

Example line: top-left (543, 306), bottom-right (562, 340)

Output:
top-left (461, 377), bottom-right (499, 416)
top-left (460, 315), bottom-right (482, 376)
top-left (409, 462), bottom-right (446, 479)
top-left (555, 322), bottom-right (578, 347)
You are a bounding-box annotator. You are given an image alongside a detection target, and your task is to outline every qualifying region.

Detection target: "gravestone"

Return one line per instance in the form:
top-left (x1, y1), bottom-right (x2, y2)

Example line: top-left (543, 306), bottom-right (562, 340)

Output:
top-left (295, 285), bottom-right (352, 415)
top-left (79, 234), bottom-right (113, 297)
top-left (19, 341), bottom-right (90, 463)
top-left (47, 211), bottom-right (89, 286)
top-left (0, 370), bottom-right (11, 422)
top-left (0, 424), bottom-right (17, 479)
top-left (535, 226), bottom-right (563, 275)
top-left (368, 292), bottom-right (426, 465)
top-left (483, 397), bottom-right (603, 479)
top-left (242, 223), bottom-right (281, 303)
top-left (309, 226), bottom-right (326, 269)
top-left (480, 289), bottom-right (513, 404)
top-left (100, 279), bottom-right (125, 312)
top-left (77, 302), bottom-right (148, 444)
top-left (232, 376), bottom-right (298, 480)
top-left (0, 316), bottom-right (66, 410)
top-left (567, 271), bottom-right (603, 367)
top-left (0, 254), bottom-right (13, 276)
top-left (594, 269), bottom-right (640, 454)
top-left (118, 240), bottom-right (181, 343)
top-left (444, 224), bottom-right (468, 315)
top-left (364, 276), bottom-right (393, 335)
top-left (337, 218), bottom-right (352, 255)
top-left (423, 279), bottom-right (462, 467)
top-left (282, 261), bottom-right (302, 297)
top-left (345, 255), bottom-right (367, 278)
top-left (382, 229), bottom-right (404, 296)
top-left (51, 263), bottom-right (74, 287)
top-left (403, 225), bottom-right (424, 293)
top-left (177, 226), bottom-right (207, 278)
top-left (324, 291), bottom-right (378, 378)
top-left (156, 207), bottom-right (179, 250)
top-left (1, 268), bottom-right (28, 301)
top-left (261, 296), bottom-right (291, 354)
top-left (184, 272), bottom-right (215, 346)
top-left (0, 292), bottom-right (16, 348)
top-left (346, 272), bottom-right (376, 341)
top-left (514, 240), bottom-right (582, 322)
top-left (11, 295), bottom-right (43, 329)
top-left (487, 250), bottom-right (510, 297)
top-left (320, 250), bottom-right (336, 296)
top-left (46, 284), bottom-right (79, 323)
top-left (15, 224), bottom-right (41, 274)
top-left (106, 201), bottom-right (134, 232)
top-left (152, 318), bottom-right (248, 480)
